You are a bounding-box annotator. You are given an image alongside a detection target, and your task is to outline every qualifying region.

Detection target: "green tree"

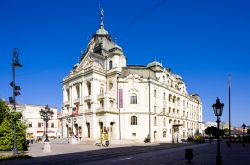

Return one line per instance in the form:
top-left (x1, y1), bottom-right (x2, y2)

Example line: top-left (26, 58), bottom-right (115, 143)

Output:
top-left (205, 126), bottom-right (217, 135)
top-left (223, 128), bottom-right (229, 134)
top-left (0, 101), bottom-right (27, 151)
top-left (0, 100), bottom-right (9, 125)
top-left (247, 128), bottom-right (250, 134)
top-left (205, 126), bottom-right (224, 137)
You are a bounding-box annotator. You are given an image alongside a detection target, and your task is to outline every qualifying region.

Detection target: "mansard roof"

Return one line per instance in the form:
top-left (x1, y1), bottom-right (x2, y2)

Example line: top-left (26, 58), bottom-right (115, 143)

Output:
top-left (120, 66), bottom-right (157, 80)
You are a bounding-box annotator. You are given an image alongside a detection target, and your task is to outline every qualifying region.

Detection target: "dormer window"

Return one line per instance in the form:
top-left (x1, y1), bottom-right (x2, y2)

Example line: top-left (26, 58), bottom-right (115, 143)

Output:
top-left (109, 60), bottom-right (113, 69)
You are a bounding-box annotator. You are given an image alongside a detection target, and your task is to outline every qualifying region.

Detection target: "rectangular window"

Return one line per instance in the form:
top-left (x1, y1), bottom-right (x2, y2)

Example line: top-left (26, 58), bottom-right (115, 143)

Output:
top-left (131, 116), bottom-right (137, 125)
top-left (154, 90), bottom-right (157, 97)
top-left (130, 95), bottom-right (137, 104)
top-left (132, 133), bottom-right (136, 136)
top-left (28, 122), bottom-right (32, 128)
top-left (51, 123), bottom-right (54, 128)
top-left (38, 122), bottom-right (42, 128)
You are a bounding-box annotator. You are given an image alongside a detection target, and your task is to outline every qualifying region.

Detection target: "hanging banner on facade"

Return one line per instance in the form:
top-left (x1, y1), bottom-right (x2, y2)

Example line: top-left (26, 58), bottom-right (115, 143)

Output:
top-left (119, 89), bottom-right (123, 108)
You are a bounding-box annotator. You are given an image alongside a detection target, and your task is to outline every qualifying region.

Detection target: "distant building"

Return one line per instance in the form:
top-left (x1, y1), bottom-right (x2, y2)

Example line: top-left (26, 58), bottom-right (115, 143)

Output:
top-left (205, 121), bottom-right (231, 130)
top-left (6, 102), bottom-right (59, 141)
top-left (61, 10), bottom-right (203, 143)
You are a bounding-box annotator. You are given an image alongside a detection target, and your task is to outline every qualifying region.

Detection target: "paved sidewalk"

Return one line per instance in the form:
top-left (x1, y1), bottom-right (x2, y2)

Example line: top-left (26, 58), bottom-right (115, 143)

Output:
top-left (27, 141), bottom-right (163, 157)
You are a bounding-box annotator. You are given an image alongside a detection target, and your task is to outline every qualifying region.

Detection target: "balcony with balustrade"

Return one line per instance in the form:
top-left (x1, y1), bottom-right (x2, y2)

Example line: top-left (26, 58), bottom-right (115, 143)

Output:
top-left (84, 95), bottom-right (91, 102)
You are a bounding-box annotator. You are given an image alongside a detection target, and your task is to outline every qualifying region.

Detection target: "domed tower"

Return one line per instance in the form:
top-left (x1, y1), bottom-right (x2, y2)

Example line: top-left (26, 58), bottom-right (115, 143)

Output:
top-left (78, 8), bottom-right (126, 72)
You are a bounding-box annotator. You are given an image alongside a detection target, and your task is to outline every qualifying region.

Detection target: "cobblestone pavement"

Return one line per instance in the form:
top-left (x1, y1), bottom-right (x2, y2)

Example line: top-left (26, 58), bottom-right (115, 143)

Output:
top-left (0, 142), bottom-right (249, 165)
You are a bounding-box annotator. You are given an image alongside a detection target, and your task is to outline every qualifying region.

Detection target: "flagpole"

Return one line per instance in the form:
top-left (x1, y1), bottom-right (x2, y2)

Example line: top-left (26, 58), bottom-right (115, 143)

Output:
top-left (228, 75), bottom-right (231, 147)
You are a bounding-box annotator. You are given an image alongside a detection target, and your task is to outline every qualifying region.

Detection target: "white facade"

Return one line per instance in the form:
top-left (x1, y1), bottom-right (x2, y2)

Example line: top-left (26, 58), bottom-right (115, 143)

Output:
top-left (61, 15), bottom-right (203, 143)
top-left (8, 103), bottom-right (59, 140)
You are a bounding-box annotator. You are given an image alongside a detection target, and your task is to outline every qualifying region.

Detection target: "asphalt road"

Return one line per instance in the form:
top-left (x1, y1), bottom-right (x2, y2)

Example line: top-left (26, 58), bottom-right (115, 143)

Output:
top-left (1, 142), bottom-right (249, 165)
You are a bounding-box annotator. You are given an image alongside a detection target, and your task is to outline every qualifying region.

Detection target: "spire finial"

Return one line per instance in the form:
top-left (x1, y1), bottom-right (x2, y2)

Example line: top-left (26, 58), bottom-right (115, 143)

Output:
top-left (100, 6), bottom-right (104, 28)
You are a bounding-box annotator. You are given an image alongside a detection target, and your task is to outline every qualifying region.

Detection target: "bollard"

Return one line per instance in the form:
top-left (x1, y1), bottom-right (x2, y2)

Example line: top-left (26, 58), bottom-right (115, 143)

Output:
top-left (185, 148), bottom-right (193, 163)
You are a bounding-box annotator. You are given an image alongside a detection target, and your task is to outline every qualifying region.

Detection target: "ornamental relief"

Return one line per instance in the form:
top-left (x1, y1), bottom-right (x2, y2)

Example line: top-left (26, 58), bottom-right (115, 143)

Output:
top-left (128, 88), bottom-right (139, 93)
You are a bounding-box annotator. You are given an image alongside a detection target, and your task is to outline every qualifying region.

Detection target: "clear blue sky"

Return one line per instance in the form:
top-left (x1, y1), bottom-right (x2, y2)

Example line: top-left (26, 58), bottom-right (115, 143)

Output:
top-left (0, 0), bottom-right (249, 127)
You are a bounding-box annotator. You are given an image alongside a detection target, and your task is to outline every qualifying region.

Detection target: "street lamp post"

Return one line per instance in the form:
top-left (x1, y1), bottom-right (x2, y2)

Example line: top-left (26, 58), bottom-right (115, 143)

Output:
top-left (212, 97), bottom-right (224, 165)
top-left (39, 105), bottom-right (54, 142)
top-left (242, 123), bottom-right (246, 147)
top-left (9, 48), bottom-right (22, 156)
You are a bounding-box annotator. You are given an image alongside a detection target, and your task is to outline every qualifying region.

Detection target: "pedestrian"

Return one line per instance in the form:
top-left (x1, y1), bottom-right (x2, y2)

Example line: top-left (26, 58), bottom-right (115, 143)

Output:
top-left (209, 136), bottom-right (212, 144)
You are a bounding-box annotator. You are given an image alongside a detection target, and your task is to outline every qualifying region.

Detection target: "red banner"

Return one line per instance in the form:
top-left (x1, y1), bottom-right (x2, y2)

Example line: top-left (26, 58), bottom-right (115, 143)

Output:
top-left (119, 89), bottom-right (123, 108)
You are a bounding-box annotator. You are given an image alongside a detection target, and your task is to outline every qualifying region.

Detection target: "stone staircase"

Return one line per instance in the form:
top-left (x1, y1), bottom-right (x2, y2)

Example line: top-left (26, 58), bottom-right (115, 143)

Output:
top-left (50, 138), bottom-right (143, 146)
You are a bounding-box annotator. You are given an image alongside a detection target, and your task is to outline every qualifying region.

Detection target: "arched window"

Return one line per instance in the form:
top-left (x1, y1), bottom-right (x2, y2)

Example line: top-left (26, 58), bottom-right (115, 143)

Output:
top-left (100, 100), bottom-right (104, 108)
top-left (163, 92), bottom-right (166, 100)
top-left (109, 60), bottom-right (113, 69)
top-left (169, 119), bottom-right (172, 124)
top-left (163, 118), bottom-right (166, 127)
top-left (130, 94), bottom-right (137, 104)
top-left (163, 131), bottom-right (166, 138)
top-left (66, 89), bottom-right (70, 101)
top-left (154, 89), bottom-right (157, 97)
top-left (173, 96), bottom-right (176, 103)
top-left (110, 100), bottom-right (114, 108)
top-left (76, 85), bottom-right (80, 99)
top-left (154, 116), bottom-right (157, 126)
top-left (169, 94), bottom-right (172, 102)
top-left (131, 116), bottom-right (137, 125)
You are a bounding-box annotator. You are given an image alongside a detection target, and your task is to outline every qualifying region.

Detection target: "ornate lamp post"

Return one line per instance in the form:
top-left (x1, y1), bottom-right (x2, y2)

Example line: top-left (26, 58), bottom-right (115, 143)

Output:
top-left (9, 48), bottom-right (22, 156)
top-left (242, 123), bottom-right (246, 147)
top-left (39, 105), bottom-right (54, 142)
top-left (212, 97), bottom-right (224, 165)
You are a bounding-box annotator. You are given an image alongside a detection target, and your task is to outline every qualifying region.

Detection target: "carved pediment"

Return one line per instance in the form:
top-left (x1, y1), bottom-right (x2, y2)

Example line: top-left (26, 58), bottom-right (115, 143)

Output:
top-left (78, 53), bottom-right (93, 69)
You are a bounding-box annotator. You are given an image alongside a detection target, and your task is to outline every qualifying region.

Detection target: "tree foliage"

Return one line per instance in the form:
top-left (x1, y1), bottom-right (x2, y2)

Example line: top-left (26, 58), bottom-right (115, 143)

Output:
top-left (223, 128), bottom-right (229, 133)
top-left (205, 126), bottom-right (224, 136)
top-left (247, 129), bottom-right (250, 134)
top-left (0, 100), bottom-right (9, 125)
top-left (205, 126), bottom-right (217, 135)
top-left (0, 101), bottom-right (27, 151)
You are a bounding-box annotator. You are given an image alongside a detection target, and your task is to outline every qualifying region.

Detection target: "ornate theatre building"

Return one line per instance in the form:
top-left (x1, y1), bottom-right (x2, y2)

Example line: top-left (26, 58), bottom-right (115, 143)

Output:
top-left (61, 11), bottom-right (203, 143)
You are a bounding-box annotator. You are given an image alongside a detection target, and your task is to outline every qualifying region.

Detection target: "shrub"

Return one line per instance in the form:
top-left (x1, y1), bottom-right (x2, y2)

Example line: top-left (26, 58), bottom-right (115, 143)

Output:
top-left (194, 134), bottom-right (205, 143)
top-left (187, 137), bottom-right (194, 142)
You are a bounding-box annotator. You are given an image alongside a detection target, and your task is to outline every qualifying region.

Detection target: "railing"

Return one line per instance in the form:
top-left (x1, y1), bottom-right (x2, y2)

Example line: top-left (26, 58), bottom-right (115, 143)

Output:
top-left (63, 101), bottom-right (70, 106)
top-left (73, 98), bottom-right (80, 103)
top-left (84, 95), bottom-right (91, 101)
top-left (97, 94), bottom-right (104, 100)
top-left (85, 109), bottom-right (92, 113)
top-left (96, 107), bottom-right (118, 113)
